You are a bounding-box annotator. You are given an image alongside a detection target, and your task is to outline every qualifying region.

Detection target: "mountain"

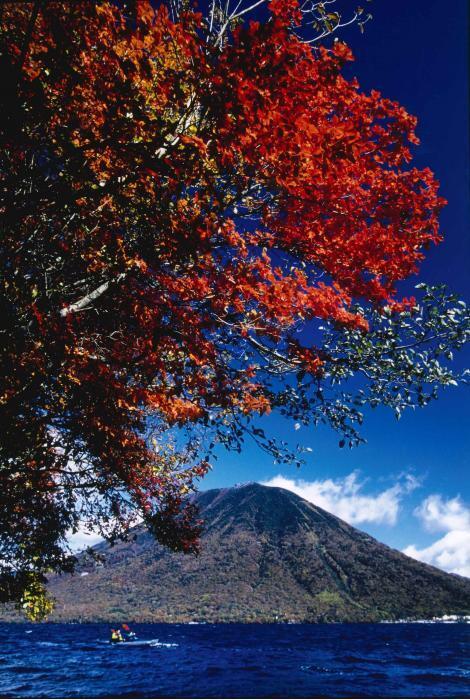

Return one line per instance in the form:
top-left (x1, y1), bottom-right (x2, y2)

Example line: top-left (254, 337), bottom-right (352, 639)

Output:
top-left (8, 484), bottom-right (470, 622)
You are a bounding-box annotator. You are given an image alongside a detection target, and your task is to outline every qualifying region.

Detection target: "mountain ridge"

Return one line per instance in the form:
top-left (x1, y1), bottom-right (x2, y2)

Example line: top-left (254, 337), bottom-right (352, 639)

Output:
top-left (2, 483), bottom-right (469, 623)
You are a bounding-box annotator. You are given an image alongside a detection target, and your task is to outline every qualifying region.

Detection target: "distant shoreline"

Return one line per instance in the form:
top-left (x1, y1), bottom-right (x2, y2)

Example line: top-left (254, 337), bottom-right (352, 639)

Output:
top-left (1, 618), bottom-right (469, 626)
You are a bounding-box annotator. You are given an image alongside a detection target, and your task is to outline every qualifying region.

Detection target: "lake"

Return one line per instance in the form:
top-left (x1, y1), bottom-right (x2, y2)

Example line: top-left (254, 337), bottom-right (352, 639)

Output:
top-left (0, 623), bottom-right (468, 698)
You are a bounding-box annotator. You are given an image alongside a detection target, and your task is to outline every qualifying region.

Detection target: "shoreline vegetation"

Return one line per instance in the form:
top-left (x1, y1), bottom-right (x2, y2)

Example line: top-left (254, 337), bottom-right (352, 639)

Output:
top-left (1, 616), bottom-right (469, 626)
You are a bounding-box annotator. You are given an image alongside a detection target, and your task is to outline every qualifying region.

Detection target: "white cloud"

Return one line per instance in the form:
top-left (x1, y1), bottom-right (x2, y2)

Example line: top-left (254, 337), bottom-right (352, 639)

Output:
top-left (403, 495), bottom-right (470, 578)
top-left (66, 512), bottom-right (143, 553)
top-left (67, 526), bottom-right (103, 553)
top-left (413, 494), bottom-right (470, 533)
top-left (261, 471), bottom-right (419, 526)
top-left (404, 532), bottom-right (470, 578)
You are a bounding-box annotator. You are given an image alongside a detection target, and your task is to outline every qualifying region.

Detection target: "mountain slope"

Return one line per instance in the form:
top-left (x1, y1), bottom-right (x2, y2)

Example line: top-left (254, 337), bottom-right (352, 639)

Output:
top-left (19, 484), bottom-right (470, 621)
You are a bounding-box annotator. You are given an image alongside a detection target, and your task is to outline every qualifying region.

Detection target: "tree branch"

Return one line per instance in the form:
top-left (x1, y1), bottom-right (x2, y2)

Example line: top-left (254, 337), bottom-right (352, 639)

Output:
top-left (59, 273), bottom-right (126, 318)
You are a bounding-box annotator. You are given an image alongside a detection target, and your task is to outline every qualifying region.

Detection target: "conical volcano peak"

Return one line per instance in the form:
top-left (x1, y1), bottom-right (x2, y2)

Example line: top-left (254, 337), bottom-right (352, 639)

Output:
top-left (192, 482), bottom-right (360, 538)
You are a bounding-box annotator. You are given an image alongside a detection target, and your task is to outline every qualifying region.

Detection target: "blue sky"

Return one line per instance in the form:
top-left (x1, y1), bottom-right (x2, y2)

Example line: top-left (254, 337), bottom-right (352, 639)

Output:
top-left (200, 0), bottom-right (470, 576)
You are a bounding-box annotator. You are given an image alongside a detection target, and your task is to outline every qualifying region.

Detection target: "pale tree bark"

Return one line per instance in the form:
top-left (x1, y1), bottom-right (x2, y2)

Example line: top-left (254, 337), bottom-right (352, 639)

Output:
top-left (59, 273), bottom-right (126, 317)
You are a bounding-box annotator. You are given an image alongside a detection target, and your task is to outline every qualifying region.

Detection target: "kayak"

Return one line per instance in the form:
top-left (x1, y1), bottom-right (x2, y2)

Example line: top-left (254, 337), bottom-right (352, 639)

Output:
top-left (107, 639), bottom-right (178, 648)
top-left (108, 638), bottom-right (159, 647)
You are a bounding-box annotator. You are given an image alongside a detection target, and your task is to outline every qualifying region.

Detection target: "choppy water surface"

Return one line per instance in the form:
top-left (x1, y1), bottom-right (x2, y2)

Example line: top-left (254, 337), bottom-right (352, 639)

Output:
top-left (0, 623), bottom-right (468, 698)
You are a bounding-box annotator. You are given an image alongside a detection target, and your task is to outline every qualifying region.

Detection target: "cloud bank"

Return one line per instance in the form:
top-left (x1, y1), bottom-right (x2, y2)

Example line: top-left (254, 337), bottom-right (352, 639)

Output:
top-left (403, 495), bottom-right (470, 578)
top-left (261, 471), bottom-right (419, 526)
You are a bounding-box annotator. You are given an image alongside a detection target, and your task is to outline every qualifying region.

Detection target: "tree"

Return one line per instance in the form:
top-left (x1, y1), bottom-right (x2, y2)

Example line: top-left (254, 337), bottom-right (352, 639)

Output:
top-left (0, 0), bottom-right (468, 617)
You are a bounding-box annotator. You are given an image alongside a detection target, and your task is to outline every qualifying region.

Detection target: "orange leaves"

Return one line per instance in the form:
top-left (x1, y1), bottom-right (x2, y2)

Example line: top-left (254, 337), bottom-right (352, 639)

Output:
top-left (229, 384), bottom-right (272, 416)
top-left (269, 0), bottom-right (302, 25)
top-left (291, 346), bottom-right (324, 377)
top-left (331, 41), bottom-right (354, 64)
top-left (146, 391), bottom-right (204, 424)
top-left (65, 370), bottom-right (81, 386)
top-left (134, 0), bottom-right (157, 27)
top-left (125, 256), bottom-right (148, 273)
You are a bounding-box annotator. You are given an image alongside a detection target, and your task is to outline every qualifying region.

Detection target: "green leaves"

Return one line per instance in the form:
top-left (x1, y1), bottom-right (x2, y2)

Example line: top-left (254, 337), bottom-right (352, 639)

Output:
top-left (317, 283), bottom-right (469, 430)
top-left (19, 577), bottom-right (54, 622)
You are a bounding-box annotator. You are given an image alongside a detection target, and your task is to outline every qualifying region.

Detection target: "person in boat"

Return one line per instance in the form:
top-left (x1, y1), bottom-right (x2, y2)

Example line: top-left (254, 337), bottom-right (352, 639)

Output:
top-left (122, 623), bottom-right (137, 640)
top-left (110, 628), bottom-right (124, 644)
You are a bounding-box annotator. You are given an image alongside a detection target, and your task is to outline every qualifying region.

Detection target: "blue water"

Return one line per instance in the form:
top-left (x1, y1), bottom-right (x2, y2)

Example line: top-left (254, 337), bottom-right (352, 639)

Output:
top-left (0, 623), bottom-right (468, 698)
